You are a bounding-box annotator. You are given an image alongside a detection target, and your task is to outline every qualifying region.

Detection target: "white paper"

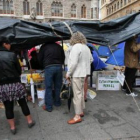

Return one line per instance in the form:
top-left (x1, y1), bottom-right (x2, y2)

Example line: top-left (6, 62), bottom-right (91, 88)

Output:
top-left (37, 90), bottom-right (45, 99)
top-left (30, 78), bottom-right (35, 103)
top-left (116, 70), bottom-right (125, 86)
top-left (21, 74), bottom-right (27, 83)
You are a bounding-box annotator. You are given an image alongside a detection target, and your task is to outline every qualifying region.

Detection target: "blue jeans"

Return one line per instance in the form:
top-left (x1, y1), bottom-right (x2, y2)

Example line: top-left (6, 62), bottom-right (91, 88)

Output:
top-left (45, 65), bottom-right (63, 110)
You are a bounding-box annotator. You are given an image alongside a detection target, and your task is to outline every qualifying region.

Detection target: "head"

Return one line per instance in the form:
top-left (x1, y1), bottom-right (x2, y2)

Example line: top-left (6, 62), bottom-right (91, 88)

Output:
top-left (70, 31), bottom-right (87, 46)
top-left (2, 42), bottom-right (11, 50)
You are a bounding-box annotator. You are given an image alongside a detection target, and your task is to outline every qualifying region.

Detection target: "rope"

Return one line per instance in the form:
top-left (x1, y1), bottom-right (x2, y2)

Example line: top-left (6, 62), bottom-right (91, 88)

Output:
top-left (49, 23), bottom-right (62, 38)
top-left (63, 22), bottom-right (73, 36)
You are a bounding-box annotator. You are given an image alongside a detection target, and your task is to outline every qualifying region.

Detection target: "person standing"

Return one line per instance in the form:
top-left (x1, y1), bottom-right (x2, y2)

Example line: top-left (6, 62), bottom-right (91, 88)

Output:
top-left (38, 42), bottom-right (65, 112)
top-left (0, 40), bottom-right (35, 135)
top-left (66, 32), bottom-right (93, 124)
top-left (123, 35), bottom-right (140, 97)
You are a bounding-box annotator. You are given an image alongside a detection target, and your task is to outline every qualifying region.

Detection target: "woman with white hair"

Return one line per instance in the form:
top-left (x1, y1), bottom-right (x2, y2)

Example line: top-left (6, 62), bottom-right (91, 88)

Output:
top-left (66, 31), bottom-right (93, 124)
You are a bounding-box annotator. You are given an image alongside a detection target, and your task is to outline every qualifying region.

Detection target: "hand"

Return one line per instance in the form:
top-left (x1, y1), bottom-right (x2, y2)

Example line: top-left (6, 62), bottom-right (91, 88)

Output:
top-left (65, 74), bottom-right (69, 80)
top-left (65, 74), bottom-right (71, 84)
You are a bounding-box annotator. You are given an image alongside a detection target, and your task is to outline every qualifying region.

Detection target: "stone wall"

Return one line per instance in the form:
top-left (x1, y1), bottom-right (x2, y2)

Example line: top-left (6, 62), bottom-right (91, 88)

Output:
top-left (0, 0), bottom-right (99, 22)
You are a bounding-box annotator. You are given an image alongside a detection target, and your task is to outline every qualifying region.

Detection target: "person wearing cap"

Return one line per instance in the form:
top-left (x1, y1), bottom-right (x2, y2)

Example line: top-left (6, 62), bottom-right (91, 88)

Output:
top-left (0, 40), bottom-right (35, 135)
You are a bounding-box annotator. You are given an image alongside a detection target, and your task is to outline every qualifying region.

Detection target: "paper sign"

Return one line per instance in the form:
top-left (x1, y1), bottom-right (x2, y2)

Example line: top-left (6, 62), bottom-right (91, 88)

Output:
top-left (116, 71), bottom-right (125, 86)
top-left (21, 74), bottom-right (27, 83)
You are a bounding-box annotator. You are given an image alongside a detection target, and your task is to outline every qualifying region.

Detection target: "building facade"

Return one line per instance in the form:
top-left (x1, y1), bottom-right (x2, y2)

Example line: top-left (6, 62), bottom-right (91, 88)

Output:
top-left (0, 0), bottom-right (99, 22)
top-left (100, 0), bottom-right (140, 21)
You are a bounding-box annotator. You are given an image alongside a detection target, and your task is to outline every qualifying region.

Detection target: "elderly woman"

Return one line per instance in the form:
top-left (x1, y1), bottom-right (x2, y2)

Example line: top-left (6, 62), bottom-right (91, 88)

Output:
top-left (0, 40), bottom-right (35, 134)
top-left (66, 32), bottom-right (93, 124)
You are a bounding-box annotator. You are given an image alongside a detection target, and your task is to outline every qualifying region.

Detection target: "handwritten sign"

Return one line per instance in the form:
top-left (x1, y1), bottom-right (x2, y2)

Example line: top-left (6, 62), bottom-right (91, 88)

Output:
top-left (96, 71), bottom-right (121, 90)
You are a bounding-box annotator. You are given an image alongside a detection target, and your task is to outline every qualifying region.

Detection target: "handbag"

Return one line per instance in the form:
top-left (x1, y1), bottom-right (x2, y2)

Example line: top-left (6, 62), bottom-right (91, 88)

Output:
top-left (60, 83), bottom-right (73, 99)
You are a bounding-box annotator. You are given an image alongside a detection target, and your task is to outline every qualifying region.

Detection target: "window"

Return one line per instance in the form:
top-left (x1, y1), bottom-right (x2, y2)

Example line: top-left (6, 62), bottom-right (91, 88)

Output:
top-left (71, 3), bottom-right (76, 18)
top-left (95, 7), bottom-right (99, 18)
top-left (120, 0), bottom-right (123, 8)
top-left (107, 8), bottom-right (109, 15)
top-left (91, 8), bottom-right (93, 18)
top-left (112, 5), bottom-right (113, 13)
top-left (117, 1), bottom-right (119, 9)
top-left (114, 4), bottom-right (116, 11)
top-left (81, 4), bottom-right (86, 18)
top-left (51, 1), bottom-right (63, 17)
top-left (124, 0), bottom-right (127, 5)
top-left (109, 7), bottom-right (111, 14)
top-left (0, 0), bottom-right (14, 14)
top-left (36, 0), bottom-right (43, 15)
top-left (23, 0), bottom-right (30, 15)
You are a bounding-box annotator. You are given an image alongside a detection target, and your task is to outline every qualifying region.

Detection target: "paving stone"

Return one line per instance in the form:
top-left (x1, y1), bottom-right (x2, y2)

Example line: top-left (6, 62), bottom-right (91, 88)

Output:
top-left (106, 123), bottom-right (140, 139)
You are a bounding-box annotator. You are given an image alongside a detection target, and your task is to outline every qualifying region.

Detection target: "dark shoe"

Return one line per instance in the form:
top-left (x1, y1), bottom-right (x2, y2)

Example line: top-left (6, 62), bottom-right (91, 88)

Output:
top-left (28, 121), bottom-right (35, 128)
top-left (84, 99), bottom-right (87, 102)
top-left (42, 105), bottom-right (52, 112)
top-left (11, 128), bottom-right (16, 135)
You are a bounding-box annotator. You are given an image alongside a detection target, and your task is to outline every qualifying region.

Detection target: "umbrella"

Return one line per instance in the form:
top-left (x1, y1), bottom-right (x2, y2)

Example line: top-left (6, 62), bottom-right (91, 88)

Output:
top-left (68, 99), bottom-right (72, 112)
top-left (68, 83), bottom-right (73, 112)
top-left (105, 47), bottom-right (124, 66)
top-left (92, 51), bottom-right (107, 70)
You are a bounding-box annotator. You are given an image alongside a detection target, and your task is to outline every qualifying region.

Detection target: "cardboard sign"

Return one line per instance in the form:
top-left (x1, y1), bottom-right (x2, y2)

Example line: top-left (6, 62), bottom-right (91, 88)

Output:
top-left (96, 71), bottom-right (121, 90)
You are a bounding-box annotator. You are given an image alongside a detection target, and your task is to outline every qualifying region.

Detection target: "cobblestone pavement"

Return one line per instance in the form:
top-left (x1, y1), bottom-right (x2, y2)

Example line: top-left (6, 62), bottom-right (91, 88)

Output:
top-left (1, 89), bottom-right (140, 140)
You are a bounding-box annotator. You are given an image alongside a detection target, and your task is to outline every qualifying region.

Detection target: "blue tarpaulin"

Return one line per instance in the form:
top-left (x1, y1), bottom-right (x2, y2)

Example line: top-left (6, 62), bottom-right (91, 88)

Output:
top-left (116, 42), bottom-right (125, 49)
top-left (97, 46), bottom-right (111, 57)
top-left (105, 43), bottom-right (125, 66)
top-left (92, 51), bottom-right (107, 70)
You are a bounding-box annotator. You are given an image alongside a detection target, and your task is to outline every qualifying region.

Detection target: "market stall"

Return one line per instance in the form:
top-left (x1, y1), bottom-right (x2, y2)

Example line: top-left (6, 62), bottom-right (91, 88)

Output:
top-left (21, 70), bottom-right (45, 105)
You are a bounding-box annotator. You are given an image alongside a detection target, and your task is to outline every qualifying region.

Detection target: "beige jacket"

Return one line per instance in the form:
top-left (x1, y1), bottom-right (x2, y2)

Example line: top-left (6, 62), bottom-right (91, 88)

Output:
top-left (124, 38), bottom-right (140, 68)
top-left (67, 43), bottom-right (93, 77)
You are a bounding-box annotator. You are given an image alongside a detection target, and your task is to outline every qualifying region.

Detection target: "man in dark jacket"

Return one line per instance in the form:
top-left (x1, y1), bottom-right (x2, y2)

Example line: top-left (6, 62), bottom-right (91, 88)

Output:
top-left (38, 42), bottom-right (65, 112)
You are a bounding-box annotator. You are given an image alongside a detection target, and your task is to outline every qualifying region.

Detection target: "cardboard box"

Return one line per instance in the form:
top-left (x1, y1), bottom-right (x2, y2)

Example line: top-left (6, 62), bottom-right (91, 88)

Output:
top-left (96, 71), bottom-right (121, 90)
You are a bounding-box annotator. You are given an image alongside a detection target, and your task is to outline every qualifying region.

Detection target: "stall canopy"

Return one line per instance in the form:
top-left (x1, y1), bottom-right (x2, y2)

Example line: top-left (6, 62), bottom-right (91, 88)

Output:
top-left (0, 11), bottom-right (140, 50)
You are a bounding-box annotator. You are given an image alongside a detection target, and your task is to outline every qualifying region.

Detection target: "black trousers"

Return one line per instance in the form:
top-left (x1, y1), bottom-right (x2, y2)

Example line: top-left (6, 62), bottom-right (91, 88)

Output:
top-left (3, 98), bottom-right (30, 119)
top-left (123, 67), bottom-right (137, 93)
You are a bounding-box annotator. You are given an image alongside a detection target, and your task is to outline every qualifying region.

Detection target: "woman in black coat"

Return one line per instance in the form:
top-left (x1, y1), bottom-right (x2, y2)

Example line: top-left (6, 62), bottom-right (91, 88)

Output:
top-left (0, 41), bottom-right (35, 134)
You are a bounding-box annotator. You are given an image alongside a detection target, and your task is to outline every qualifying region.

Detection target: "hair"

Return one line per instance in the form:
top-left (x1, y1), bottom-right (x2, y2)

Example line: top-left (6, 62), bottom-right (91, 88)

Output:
top-left (70, 31), bottom-right (87, 46)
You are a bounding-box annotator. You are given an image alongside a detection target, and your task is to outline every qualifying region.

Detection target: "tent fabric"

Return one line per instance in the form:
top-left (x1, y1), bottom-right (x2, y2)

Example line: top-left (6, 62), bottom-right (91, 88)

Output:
top-left (116, 42), bottom-right (125, 49)
top-left (87, 43), bottom-right (99, 54)
top-left (0, 12), bottom-right (140, 50)
top-left (92, 51), bottom-right (107, 70)
top-left (106, 47), bottom-right (125, 66)
top-left (97, 46), bottom-right (111, 57)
